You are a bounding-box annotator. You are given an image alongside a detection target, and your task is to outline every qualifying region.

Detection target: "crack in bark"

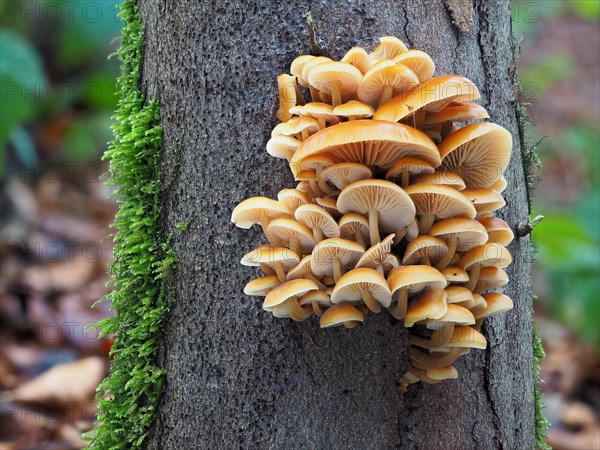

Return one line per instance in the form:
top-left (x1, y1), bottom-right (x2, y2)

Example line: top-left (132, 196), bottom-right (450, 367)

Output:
top-left (483, 329), bottom-right (504, 450)
top-left (402, 7), bottom-right (414, 48)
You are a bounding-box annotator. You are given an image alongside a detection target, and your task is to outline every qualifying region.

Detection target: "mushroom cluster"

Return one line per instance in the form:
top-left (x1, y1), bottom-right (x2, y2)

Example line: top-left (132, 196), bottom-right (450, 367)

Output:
top-left (231, 36), bottom-right (515, 393)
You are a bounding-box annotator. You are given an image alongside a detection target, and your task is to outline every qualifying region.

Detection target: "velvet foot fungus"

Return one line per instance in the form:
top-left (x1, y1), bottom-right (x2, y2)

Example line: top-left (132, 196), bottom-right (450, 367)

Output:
top-left (231, 36), bottom-right (514, 393)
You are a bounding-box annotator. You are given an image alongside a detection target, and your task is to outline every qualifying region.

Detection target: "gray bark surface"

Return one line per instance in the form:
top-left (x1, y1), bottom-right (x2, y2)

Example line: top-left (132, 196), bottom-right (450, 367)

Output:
top-left (139, 1), bottom-right (535, 448)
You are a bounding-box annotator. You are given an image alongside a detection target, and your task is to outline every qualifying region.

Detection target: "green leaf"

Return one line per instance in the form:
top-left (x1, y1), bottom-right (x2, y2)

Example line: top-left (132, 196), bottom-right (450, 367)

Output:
top-left (0, 29), bottom-right (47, 148)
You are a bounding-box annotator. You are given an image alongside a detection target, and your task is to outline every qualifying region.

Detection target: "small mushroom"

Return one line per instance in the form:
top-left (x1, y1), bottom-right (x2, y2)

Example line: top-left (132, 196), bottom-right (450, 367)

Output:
top-left (290, 102), bottom-right (340, 129)
top-left (277, 188), bottom-right (310, 213)
top-left (320, 303), bottom-right (365, 328)
top-left (272, 116), bottom-right (320, 141)
top-left (445, 286), bottom-right (475, 308)
top-left (459, 242), bottom-right (512, 291)
top-left (266, 135), bottom-right (301, 161)
top-left (404, 289), bottom-right (448, 327)
top-left (290, 54), bottom-right (316, 87)
top-left (300, 56), bottom-right (333, 101)
top-left (291, 120), bottom-right (441, 172)
top-left (231, 197), bottom-right (292, 236)
top-left (311, 237), bottom-right (365, 283)
top-left (315, 197), bottom-right (342, 219)
top-left (478, 216), bottom-right (514, 246)
top-left (295, 204), bottom-right (340, 242)
top-left (338, 213), bottom-right (370, 248)
top-left (392, 50), bottom-right (435, 82)
top-left (267, 218), bottom-right (315, 256)
top-left (490, 175), bottom-right (508, 193)
top-left (385, 157), bottom-right (435, 187)
top-left (321, 162), bottom-right (372, 190)
top-left (241, 245), bottom-right (300, 283)
top-left (410, 304), bottom-right (475, 349)
top-left (286, 255), bottom-right (327, 290)
top-left (357, 60), bottom-right (419, 108)
top-left (442, 266), bottom-right (469, 284)
top-left (475, 266), bottom-right (509, 293)
top-left (387, 265), bottom-right (447, 320)
top-left (423, 101), bottom-right (489, 127)
top-left (369, 36), bottom-right (409, 61)
top-left (462, 188), bottom-right (506, 217)
top-left (439, 122), bottom-right (512, 188)
top-left (445, 325), bottom-right (487, 349)
top-left (469, 293), bottom-right (488, 320)
top-left (408, 346), bottom-right (463, 370)
top-left (404, 183), bottom-right (476, 234)
top-left (425, 365), bottom-right (459, 381)
top-left (332, 100), bottom-right (375, 121)
top-left (299, 290), bottom-right (332, 317)
top-left (355, 234), bottom-right (398, 275)
top-left (263, 279), bottom-right (319, 321)
top-left (412, 171), bottom-right (466, 191)
top-left (277, 74), bottom-right (299, 122)
top-left (244, 275), bottom-right (282, 297)
top-left (331, 267), bottom-right (392, 313)
top-left (475, 293), bottom-right (513, 319)
top-left (341, 47), bottom-right (373, 74)
top-left (337, 179), bottom-right (416, 244)
top-left (374, 75), bottom-right (480, 123)
top-left (307, 61), bottom-right (363, 107)
top-left (429, 217), bottom-right (488, 270)
top-left (402, 235), bottom-right (448, 266)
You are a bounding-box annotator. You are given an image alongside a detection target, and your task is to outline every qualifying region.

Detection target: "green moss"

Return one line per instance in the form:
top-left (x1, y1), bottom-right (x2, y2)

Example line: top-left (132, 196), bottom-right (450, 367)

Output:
top-left (533, 324), bottom-right (552, 449)
top-left (84, 0), bottom-right (173, 448)
top-left (516, 100), bottom-right (542, 210)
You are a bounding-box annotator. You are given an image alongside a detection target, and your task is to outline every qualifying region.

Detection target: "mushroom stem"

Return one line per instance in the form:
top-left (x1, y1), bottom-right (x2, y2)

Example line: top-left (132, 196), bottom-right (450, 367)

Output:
top-left (333, 258), bottom-right (343, 283)
top-left (344, 321), bottom-right (358, 329)
top-left (406, 218), bottom-right (419, 242)
top-left (348, 117), bottom-right (357, 121)
top-left (274, 262), bottom-right (287, 283)
top-left (260, 263), bottom-right (276, 276)
top-left (401, 171), bottom-right (410, 187)
top-left (308, 180), bottom-right (325, 196)
top-left (409, 347), bottom-right (462, 370)
top-left (353, 230), bottom-right (366, 248)
top-left (368, 208), bottom-right (381, 244)
top-left (435, 235), bottom-right (457, 270)
top-left (312, 301), bottom-right (324, 317)
top-left (418, 213), bottom-right (435, 234)
top-left (260, 216), bottom-right (270, 239)
top-left (316, 116), bottom-right (326, 129)
top-left (331, 81), bottom-right (342, 107)
top-left (409, 324), bottom-right (456, 349)
top-left (379, 85), bottom-right (394, 108)
top-left (392, 227), bottom-right (408, 247)
top-left (305, 273), bottom-right (327, 291)
top-left (441, 121), bottom-right (453, 139)
top-left (362, 290), bottom-right (382, 313)
top-left (301, 128), bottom-right (309, 140)
top-left (289, 238), bottom-right (301, 257)
top-left (315, 164), bottom-right (333, 194)
top-left (390, 288), bottom-right (408, 320)
top-left (410, 368), bottom-right (442, 384)
top-left (465, 264), bottom-right (481, 291)
top-left (309, 86), bottom-right (320, 102)
top-left (312, 227), bottom-right (324, 243)
top-left (287, 297), bottom-right (312, 321)
top-left (474, 280), bottom-right (486, 294)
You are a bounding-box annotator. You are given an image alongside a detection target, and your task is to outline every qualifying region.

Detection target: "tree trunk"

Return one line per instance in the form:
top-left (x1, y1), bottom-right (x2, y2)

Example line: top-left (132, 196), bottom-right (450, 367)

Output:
top-left (139, 1), bottom-right (535, 448)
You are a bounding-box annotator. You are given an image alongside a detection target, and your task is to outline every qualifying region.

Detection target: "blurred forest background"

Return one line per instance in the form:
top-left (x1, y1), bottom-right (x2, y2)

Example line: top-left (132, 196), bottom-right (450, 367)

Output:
top-left (0, 1), bottom-right (598, 448)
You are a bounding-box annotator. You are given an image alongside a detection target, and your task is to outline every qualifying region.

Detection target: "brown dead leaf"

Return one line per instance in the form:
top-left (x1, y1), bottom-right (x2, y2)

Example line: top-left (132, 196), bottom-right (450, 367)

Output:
top-left (7, 357), bottom-right (105, 407)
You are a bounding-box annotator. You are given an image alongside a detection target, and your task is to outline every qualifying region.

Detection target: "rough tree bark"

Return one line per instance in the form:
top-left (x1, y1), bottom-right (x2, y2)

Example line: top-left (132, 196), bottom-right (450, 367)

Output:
top-left (139, 1), bottom-right (535, 448)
